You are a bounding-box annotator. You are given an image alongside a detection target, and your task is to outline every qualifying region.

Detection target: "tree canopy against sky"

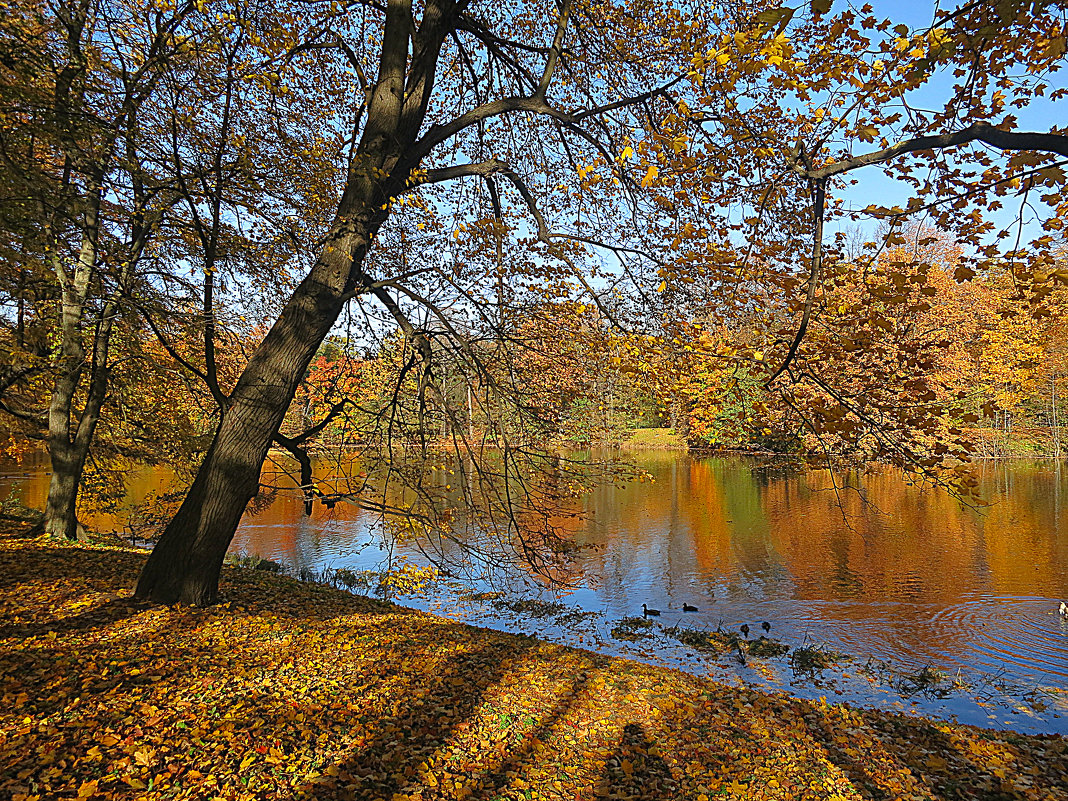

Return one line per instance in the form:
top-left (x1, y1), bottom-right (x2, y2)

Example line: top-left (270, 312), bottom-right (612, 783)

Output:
top-left (642, 0), bottom-right (1068, 482)
top-left (0, 0), bottom-right (209, 540)
top-left (129, 0), bottom-right (730, 605)
top-left (3, 0), bottom-right (1068, 605)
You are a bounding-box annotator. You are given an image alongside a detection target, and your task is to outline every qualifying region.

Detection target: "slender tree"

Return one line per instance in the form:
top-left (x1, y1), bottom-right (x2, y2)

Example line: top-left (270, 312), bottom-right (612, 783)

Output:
top-left (0, 0), bottom-right (199, 538)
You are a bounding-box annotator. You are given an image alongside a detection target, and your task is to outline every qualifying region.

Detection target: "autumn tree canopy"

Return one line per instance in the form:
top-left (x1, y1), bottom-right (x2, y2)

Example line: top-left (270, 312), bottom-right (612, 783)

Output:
top-left (1, 0), bottom-right (1067, 604)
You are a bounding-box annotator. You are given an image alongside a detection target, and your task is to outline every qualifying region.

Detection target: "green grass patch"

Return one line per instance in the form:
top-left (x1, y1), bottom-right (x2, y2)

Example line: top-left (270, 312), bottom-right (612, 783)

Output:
top-left (623, 427), bottom-right (686, 449)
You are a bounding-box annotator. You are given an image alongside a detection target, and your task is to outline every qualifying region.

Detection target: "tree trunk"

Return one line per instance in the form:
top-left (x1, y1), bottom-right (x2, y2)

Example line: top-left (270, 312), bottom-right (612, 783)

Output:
top-left (43, 184), bottom-right (99, 540)
top-left (672, 396), bottom-right (692, 444)
top-left (43, 444), bottom-right (87, 540)
top-left (135, 231), bottom-right (371, 604)
top-left (135, 0), bottom-right (462, 604)
top-left (1052, 373), bottom-right (1060, 460)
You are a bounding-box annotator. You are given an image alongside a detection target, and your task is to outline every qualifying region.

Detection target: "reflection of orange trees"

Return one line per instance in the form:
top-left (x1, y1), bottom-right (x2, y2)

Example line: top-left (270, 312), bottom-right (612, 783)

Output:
top-left (257, 448), bottom-right (608, 587)
top-left (761, 463), bottom-right (1068, 607)
top-left (572, 453), bottom-right (1066, 640)
top-left (575, 455), bottom-right (747, 586)
top-left (446, 452), bottom-right (609, 588)
top-left (680, 459), bottom-right (736, 576)
top-left (763, 468), bottom-right (972, 605)
top-left (970, 463), bottom-right (1068, 595)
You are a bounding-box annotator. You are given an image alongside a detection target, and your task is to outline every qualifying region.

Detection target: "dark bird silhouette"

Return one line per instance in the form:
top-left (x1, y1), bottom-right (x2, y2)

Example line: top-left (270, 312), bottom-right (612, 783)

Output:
top-left (683, 603), bottom-right (698, 612)
top-left (761, 621), bottom-right (771, 634)
top-left (740, 623), bottom-right (750, 639)
top-left (642, 603), bottom-right (661, 617)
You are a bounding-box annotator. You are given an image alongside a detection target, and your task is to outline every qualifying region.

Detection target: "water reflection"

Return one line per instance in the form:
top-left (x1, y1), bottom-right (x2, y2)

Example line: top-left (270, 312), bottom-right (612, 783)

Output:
top-left (2, 451), bottom-right (1066, 721)
top-left (574, 454), bottom-right (1067, 685)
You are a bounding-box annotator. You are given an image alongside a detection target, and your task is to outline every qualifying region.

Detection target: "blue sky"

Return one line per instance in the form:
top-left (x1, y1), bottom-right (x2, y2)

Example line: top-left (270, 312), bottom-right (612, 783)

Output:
top-left (827, 0), bottom-right (1066, 244)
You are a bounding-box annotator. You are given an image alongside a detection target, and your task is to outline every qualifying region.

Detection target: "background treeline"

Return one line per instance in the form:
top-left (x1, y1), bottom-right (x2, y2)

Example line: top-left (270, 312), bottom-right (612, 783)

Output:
top-left (3, 0), bottom-right (1068, 599)
top-left (276, 229), bottom-right (1068, 459)
top-left (10, 221), bottom-right (1057, 493)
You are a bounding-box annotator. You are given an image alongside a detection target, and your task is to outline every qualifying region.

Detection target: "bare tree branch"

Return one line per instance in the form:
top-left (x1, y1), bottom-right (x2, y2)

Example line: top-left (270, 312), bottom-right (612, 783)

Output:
top-left (768, 177), bottom-right (826, 384)
top-left (803, 122), bottom-right (1068, 180)
top-left (536, 0), bottom-right (572, 97)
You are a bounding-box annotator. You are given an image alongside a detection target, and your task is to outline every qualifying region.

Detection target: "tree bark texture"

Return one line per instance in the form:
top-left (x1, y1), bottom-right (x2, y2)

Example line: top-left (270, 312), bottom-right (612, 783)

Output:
top-left (43, 179), bottom-right (101, 540)
top-left (44, 445), bottom-right (87, 540)
top-left (135, 226), bottom-right (379, 604)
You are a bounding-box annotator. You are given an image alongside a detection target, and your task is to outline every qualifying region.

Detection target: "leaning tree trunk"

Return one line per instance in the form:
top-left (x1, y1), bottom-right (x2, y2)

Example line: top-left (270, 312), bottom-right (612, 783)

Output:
top-left (135, 227), bottom-right (375, 604)
top-left (137, 0), bottom-right (459, 604)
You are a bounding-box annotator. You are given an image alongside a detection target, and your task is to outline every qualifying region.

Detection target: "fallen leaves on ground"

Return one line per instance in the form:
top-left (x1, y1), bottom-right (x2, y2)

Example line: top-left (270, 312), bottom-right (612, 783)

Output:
top-left (0, 524), bottom-right (1065, 801)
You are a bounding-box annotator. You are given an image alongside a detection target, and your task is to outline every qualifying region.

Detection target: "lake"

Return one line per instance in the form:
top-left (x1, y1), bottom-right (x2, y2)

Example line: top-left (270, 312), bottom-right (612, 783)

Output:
top-left (3, 451), bottom-right (1067, 733)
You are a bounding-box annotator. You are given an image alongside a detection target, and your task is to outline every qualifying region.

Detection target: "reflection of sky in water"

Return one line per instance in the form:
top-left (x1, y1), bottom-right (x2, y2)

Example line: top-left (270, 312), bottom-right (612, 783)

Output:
top-left (3, 452), bottom-right (1067, 733)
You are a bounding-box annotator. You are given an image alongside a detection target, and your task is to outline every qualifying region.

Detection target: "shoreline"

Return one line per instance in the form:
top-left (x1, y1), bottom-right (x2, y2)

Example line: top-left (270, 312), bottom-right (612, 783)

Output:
top-left (1, 524), bottom-right (1065, 801)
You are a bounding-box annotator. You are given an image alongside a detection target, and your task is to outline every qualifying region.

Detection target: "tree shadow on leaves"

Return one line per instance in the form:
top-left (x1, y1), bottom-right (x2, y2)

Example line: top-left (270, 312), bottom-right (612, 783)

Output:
top-left (596, 722), bottom-right (678, 801)
top-left (0, 528), bottom-right (405, 623)
top-left (0, 595), bottom-right (151, 640)
top-left (453, 664), bottom-right (595, 800)
top-left (804, 709), bottom-right (1064, 801)
top-left (2, 587), bottom-right (537, 799)
top-left (283, 635), bottom-right (540, 801)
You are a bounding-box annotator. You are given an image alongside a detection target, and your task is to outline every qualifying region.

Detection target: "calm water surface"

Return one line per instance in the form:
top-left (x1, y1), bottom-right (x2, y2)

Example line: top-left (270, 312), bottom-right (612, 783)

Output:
top-left (4, 452), bottom-right (1067, 732)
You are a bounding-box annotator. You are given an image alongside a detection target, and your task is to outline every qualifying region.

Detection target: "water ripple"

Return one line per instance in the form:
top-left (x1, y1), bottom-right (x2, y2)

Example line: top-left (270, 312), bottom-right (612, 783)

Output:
top-left (806, 597), bottom-right (1068, 682)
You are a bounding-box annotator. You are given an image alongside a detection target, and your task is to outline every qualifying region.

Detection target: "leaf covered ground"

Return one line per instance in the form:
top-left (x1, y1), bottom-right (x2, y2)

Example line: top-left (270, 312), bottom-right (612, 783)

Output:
top-left (0, 525), bottom-right (1065, 801)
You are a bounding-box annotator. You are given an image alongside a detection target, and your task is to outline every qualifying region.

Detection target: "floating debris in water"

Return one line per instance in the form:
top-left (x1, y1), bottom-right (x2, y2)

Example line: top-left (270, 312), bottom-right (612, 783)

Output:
top-left (664, 625), bottom-right (742, 654)
top-left (491, 597), bottom-right (568, 618)
top-left (789, 640), bottom-right (849, 674)
top-left (748, 636), bottom-right (790, 659)
top-left (458, 590), bottom-right (506, 603)
top-left (611, 616), bottom-right (656, 641)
